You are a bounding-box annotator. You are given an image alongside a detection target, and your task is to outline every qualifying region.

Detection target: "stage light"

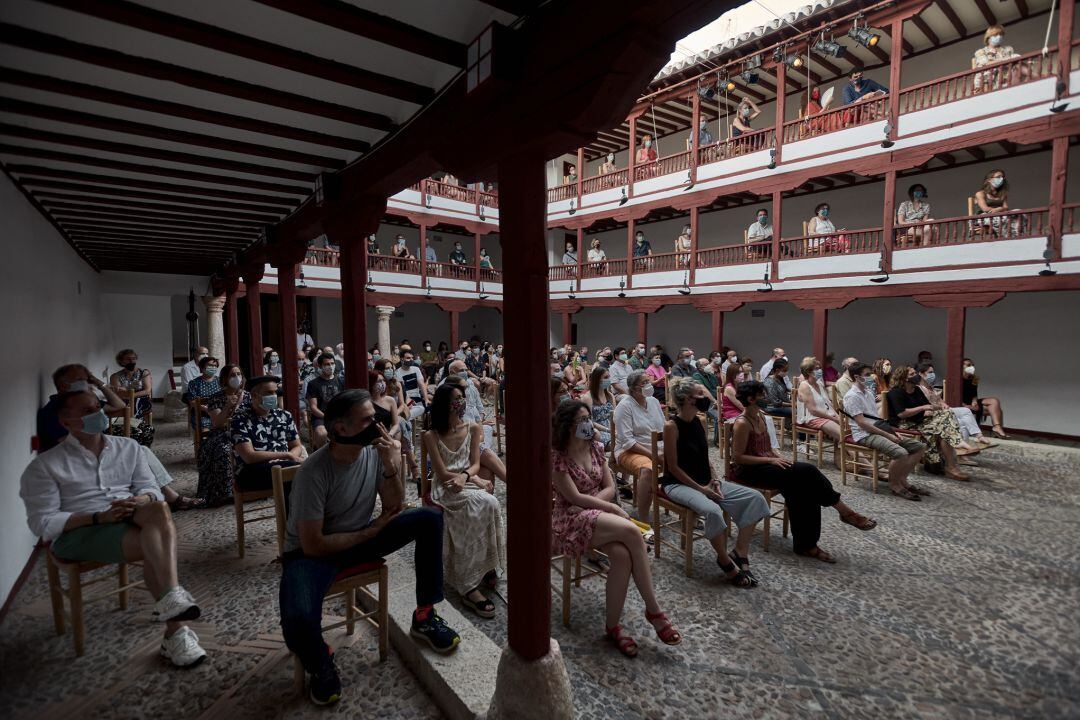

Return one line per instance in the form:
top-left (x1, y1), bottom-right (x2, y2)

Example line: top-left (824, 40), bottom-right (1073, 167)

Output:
top-left (848, 26), bottom-right (880, 49)
top-left (813, 38), bottom-right (847, 59)
top-left (740, 70), bottom-right (759, 85)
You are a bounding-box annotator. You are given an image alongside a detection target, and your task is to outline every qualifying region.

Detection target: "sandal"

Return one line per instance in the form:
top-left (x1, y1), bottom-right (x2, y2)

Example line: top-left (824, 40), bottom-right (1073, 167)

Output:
top-left (728, 551), bottom-right (759, 586)
top-left (976, 439), bottom-right (999, 449)
top-left (462, 590), bottom-right (496, 618)
top-left (907, 484), bottom-right (932, 497)
top-left (644, 610), bottom-right (682, 646)
top-left (170, 495), bottom-right (205, 511)
top-left (717, 559), bottom-right (754, 588)
top-left (795, 547), bottom-right (837, 564)
top-left (840, 511), bottom-right (877, 531)
top-left (605, 624), bottom-right (638, 658)
top-left (890, 487), bottom-right (921, 502)
top-left (991, 426), bottom-right (1009, 439)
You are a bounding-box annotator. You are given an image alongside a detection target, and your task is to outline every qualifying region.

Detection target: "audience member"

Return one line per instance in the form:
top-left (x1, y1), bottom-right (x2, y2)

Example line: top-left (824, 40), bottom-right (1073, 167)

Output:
top-left (730, 381), bottom-right (877, 563)
top-left (181, 346), bottom-right (209, 388)
top-left (38, 363), bottom-right (125, 452)
top-left (686, 116), bottom-right (714, 150)
top-left (231, 376), bottom-right (303, 493)
top-left (449, 242), bottom-right (468, 265)
top-left (721, 363), bottom-right (744, 422)
top-left (583, 365), bottom-right (615, 447)
top-left (833, 356), bottom-right (859, 400)
top-left (587, 237), bottom-right (607, 263)
top-left (110, 348), bottom-right (153, 423)
top-left (974, 169), bottom-right (1019, 236)
top-left (613, 370), bottom-right (665, 520)
top-left (263, 350), bottom-right (283, 378)
top-left (972, 24), bottom-right (1022, 92)
top-left (871, 357), bottom-right (893, 417)
top-left (796, 356), bottom-right (844, 469)
top-left (392, 235), bottom-right (412, 259)
top-left (182, 356), bottom-right (221, 430)
top-left (821, 353), bottom-right (840, 385)
top-left (691, 356), bottom-right (722, 440)
top-left (914, 363), bottom-right (996, 451)
top-left (962, 358), bottom-right (1008, 438)
top-left (886, 365), bottom-right (969, 481)
top-left (609, 348), bottom-right (632, 394)
top-left (442, 365), bottom-right (507, 485)
top-left (632, 230), bottom-right (652, 270)
top-left (20, 390), bottom-right (207, 666)
top-left (598, 153), bottom-right (617, 175)
top-left (367, 234), bottom-right (379, 256)
top-left (670, 348), bottom-right (696, 378)
top-left (806, 202), bottom-right (836, 239)
top-left (196, 364), bottom-right (249, 506)
top-left (396, 348), bottom-right (429, 421)
top-left (562, 240), bottom-right (577, 266)
top-left (423, 385), bottom-right (505, 618)
top-left (552, 401), bottom-right (681, 656)
top-left (306, 353), bottom-right (345, 449)
top-left (279, 389), bottom-right (459, 705)
top-left (635, 134), bottom-right (657, 165)
top-left (479, 248), bottom-right (493, 269)
top-left (645, 351), bottom-right (668, 405)
top-left (762, 359), bottom-right (792, 419)
top-left (675, 224), bottom-right (692, 265)
top-left (663, 378), bottom-right (768, 586)
top-left (896, 183), bottom-right (934, 246)
top-left (841, 70), bottom-right (888, 105)
top-left (732, 98), bottom-right (762, 137)
top-left (747, 208), bottom-right (772, 242)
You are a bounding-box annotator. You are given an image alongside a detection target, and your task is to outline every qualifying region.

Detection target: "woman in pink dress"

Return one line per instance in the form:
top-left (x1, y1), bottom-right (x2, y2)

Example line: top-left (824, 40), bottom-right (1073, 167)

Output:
top-left (551, 401), bottom-right (682, 658)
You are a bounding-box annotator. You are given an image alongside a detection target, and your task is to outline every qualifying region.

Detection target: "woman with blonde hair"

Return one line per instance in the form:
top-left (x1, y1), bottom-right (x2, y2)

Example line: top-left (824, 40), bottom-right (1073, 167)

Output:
top-left (972, 25), bottom-right (1022, 93)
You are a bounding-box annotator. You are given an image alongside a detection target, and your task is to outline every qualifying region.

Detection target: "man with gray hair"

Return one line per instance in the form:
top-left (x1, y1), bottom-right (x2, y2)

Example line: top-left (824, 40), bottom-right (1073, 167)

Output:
top-left (834, 356), bottom-right (860, 402)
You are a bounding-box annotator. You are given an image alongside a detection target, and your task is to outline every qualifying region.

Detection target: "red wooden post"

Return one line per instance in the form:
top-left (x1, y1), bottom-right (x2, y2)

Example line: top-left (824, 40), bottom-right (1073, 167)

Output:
top-left (773, 60), bottom-right (786, 164)
top-left (689, 205), bottom-right (699, 284)
top-left (329, 200), bottom-right (383, 388)
top-left (812, 307), bottom-right (829, 363)
top-left (883, 169), bottom-right (897, 262)
top-left (224, 277), bottom-right (240, 365)
top-left (419, 222), bottom-right (429, 285)
top-left (277, 261), bottom-right (301, 421)
top-left (575, 147), bottom-right (584, 204)
top-left (771, 190), bottom-right (782, 278)
top-left (626, 217), bottom-right (636, 288)
top-left (690, 90), bottom-right (701, 184)
top-left (628, 114), bottom-right (638, 197)
top-left (711, 309), bottom-right (724, 352)
top-left (449, 310), bottom-right (460, 349)
top-left (1049, 135), bottom-right (1068, 261)
top-left (637, 312), bottom-right (648, 346)
top-left (945, 305), bottom-right (966, 407)
top-left (562, 312), bottom-right (572, 345)
top-left (1058, 0), bottom-right (1075, 84)
top-left (888, 17), bottom-right (903, 140)
top-left (474, 231), bottom-right (482, 291)
top-left (498, 149), bottom-right (552, 662)
top-left (242, 266), bottom-right (264, 378)
top-left (575, 226), bottom-right (584, 291)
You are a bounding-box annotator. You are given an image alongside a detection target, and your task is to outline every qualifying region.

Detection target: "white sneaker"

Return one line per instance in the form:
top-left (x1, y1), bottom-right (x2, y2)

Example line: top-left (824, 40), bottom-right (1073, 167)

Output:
top-left (160, 626), bottom-right (207, 668)
top-left (152, 586), bottom-right (200, 623)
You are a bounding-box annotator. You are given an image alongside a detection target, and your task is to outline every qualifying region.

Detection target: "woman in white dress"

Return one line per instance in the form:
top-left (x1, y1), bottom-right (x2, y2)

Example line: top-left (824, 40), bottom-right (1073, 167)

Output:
top-left (423, 384), bottom-right (505, 618)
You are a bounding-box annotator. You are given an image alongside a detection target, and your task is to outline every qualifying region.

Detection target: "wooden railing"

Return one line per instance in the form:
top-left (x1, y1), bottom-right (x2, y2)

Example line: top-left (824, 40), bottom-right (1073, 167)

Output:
top-left (782, 96), bottom-right (888, 144)
top-left (426, 179), bottom-right (474, 203)
top-left (630, 251), bottom-right (689, 274)
top-left (368, 254), bottom-right (421, 274)
top-left (900, 47), bottom-right (1057, 114)
top-left (698, 128), bottom-right (774, 165)
top-left (894, 208), bottom-right (1047, 248)
top-left (582, 169), bottom-right (629, 194)
top-left (652, 150), bottom-right (692, 178)
top-left (479, 267), bottom-right (502, 283)
top-left (1064, 202), bottom-right (1080, 233)
top-left (778, 228), bottom-right (882, 259)
top-left (547, 183), bottom-right (576, 203)
top-left (548, 264), bottom-right (577, 281)
top-left (696, 240), bottom-right (773, 267)
top-left (581, 258), bottom-right (627, 278)
top-left (305, 247), bottom-right (340, 267)
top-left (479, 191), bottom-right (498, 208)
top-left (428, 261), bottom-right (476, 281)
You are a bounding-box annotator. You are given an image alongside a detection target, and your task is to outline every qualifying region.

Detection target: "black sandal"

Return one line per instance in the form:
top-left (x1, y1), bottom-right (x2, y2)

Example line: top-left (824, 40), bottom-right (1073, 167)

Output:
top-left (462, 589), bottom-right (496, 618)
top-left (717, 559), bottom-right (754, 588)
top-left (728, 550), bottom-right (759, 586)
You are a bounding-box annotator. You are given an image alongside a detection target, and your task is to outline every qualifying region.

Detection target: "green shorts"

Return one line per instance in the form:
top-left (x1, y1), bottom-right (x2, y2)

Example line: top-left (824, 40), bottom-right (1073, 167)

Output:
top-left (52, 522), bottom-right (133, 564)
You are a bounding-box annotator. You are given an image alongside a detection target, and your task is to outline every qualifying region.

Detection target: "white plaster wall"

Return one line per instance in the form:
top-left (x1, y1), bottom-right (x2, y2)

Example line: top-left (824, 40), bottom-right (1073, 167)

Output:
top-left (461, 306), bottom-right (502, 344)
top-left (102, 293), bottom-right (178, 398)
top-left (0, 174), bottom-right (114, 604)
top-left (829, 297), bottom-right (946, 370)
top-left (313, 296), bottom-right (343, 347)
top-left (650, 304), bottom-right (712, 357)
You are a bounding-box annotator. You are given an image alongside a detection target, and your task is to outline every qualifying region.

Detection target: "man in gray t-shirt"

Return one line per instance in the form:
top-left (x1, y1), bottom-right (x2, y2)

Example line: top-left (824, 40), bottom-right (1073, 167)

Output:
top-left (278, 389), bottom-right (461, 705)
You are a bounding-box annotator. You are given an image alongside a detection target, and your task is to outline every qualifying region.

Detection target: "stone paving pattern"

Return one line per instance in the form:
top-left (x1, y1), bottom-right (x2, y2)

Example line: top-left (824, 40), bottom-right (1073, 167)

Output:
top-left (1, 409), bottom-right (1078, 719)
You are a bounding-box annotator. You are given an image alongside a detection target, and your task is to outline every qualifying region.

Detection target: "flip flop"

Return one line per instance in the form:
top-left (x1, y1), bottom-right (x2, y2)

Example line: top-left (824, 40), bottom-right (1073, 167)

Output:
top-left (795, 547), bottom-right (837, 564)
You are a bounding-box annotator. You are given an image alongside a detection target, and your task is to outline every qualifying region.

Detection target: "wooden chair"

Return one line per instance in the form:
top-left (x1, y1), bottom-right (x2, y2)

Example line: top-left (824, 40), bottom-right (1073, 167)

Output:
top-left (492, 386), bottom-right (504, 456)
top-left (271, 465), bottom-right (388, 690)
top-left (650, 429), bottom-right (706, 576)
top-left (830, 387), bottom-right (886, 493)
top-left (550, 550), bottom-right (607, 628)
top-left (122, 388), bottom-right (135, 438)
top-left (233, 465), bottom-right (278, 558)
top-left (45, 547), bottom-right (146, 657)
top-left (192, 397), bottom-right (211, 454)
top-left (790, 390), bottom-right (828, 467)
top-left (722, 423), bottom-right (788, 552)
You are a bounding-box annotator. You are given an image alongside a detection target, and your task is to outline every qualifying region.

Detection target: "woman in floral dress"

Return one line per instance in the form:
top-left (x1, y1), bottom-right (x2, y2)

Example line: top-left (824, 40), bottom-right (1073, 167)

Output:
top-left (196, 364), bottom-right (250, 506)
top-left (551, 400), bottom-right (681, 658)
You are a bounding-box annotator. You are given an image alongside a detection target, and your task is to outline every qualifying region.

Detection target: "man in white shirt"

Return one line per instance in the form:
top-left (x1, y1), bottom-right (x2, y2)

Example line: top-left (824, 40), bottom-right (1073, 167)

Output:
top-left (747, 208), bottom-right (772, 242)
top-left (843, 362), bottom-right (927, 501)
top-left (180, 346), bottom-right (208, 389)
top-left (608, 347), bottom-right (633, 394)
top-left (20, 391), bottom-right (207, 667)
top-left (759, 348), bottom-right (791, 391)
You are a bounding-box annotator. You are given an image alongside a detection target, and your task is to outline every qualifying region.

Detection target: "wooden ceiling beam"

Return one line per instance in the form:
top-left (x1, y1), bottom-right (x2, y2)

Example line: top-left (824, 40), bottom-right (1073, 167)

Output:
top-left (0, 124), bottom-right (317, 182)
top-left (24, 181), bottom-right (291, 214)
top-left (935, 0), bottom-right (968, 37)
top-left (0, 98), bottom-right (346, 168)
top-left (64, 223), bottom-right (255, 242)
top-left (0, 145), bottom-right (311, 194)
top-left (250, 0), bottom-right (467, 66)
top-left (971, 0), bottom-right (997, 26)
top-left (34, 192), bottom-right (281, 222)
top-left (49, 207), bottom-right (262, 232)
top-left (0, 23), bottom-right (394, 130)
top-left (1014, 0), bottom-right (1029, 18)
top-left (38, 0), bottom-right (435, 104)
top-left (910, 15), bottom-right (941, 46)
top-left (880, 24), bottom-right (914, 56)
top-left (11, 166), bottom-right (302, 204)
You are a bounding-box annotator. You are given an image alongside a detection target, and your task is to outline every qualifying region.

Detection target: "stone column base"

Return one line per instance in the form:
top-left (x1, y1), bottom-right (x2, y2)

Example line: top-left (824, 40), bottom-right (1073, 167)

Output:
top-left (486, 639), bottom-right (572, 720)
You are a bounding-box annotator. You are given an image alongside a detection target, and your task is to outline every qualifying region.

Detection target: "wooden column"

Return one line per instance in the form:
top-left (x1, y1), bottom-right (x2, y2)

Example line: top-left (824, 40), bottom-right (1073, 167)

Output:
top-left (771, 190), bottom-right (782, 278)
top-left (224, 277), bottom-right (240, 365)
top-left (1049, 135), bottom-right (1068, 260)
top-left (1059, 0), bottom-right (1076, 84)
top-left (626, 217), bottom-right (636, 288)
top-left (277, 261), bottom-right (301, 421)
top-left (498, 148), bottom-right (552, 662)
top-left (419, 222), bottom-right (429, 285)
top-left (241, 266), bottom-right (264, 378)
top-left (562, 312), bottom-right (572, 345)
top-left (637, 312), bottom-right (648, 346)
top-left (690, 89), bottom-right (701, 184)
top-left (711, 309), bottom-right (724, 351)
top-left (812, 307), bottom-right (829, 363)
top-left (914, 292), bottom-right (1005, 408)
top-left (449, 310), bottom-right (460, 349)
top-left (575, 226), bottom-right (584, 291)
top-left (474, 231), bottom-right (482, 291)
top-left (688, 205), bottom-right (699, 284)
top-left (888, 17), bottom-right (903, 140)
top-left (628, 114), bottom-right (638, 197)
top-left (883, 169), bottom-right (897, 262)
top-left (773, 60), bottom-right (786, 165)
top-left (575, 147), bottom-right (584, 204)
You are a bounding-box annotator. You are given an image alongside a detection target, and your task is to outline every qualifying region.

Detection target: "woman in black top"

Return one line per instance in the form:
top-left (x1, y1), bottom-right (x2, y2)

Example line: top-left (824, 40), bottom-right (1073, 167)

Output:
top-left (887, 365), bottom-right (968, 481)
top-left (962, 357), bottom-right (1007, 438)
top-left (661, 378), bottom-right (769, 586)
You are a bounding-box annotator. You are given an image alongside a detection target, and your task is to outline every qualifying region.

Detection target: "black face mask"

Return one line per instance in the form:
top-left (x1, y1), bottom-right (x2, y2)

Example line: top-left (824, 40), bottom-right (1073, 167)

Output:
top-left (694, 397), bottom-right (711, 412)
top-left (334, 421), bottom-right (381, 447)
top-left (122, 362), bottom-right (137, 371)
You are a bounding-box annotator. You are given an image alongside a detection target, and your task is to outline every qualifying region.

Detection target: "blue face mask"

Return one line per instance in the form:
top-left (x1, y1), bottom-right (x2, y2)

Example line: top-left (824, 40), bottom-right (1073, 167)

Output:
top-left (863, 377), bottom-right (877, 392)
top-left (260, 394), bottom-right (279, 411)
top-left (758, 216), bottom-right (768, 226)
top-left (814, 369), bottom-right (824, 381)
top-left (600, 378), bottom-right (612, 389)
top-left (80, 409), bottom-right (109, 435)
top-left (819, 208), bottom-right (829, 218)
top-left (458, 371), bottom-right (469, 381)
top-left (204, 366), bottom-right (219, 377)
top-left (924, 372), bottom-right (937, 384)
top-left (913, 190), bottom-right (926, 200)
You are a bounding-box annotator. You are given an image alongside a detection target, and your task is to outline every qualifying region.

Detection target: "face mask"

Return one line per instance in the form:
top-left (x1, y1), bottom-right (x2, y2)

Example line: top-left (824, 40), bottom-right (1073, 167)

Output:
top-left (644, 139), bottom-right (652, 148)
top-left (924, 372), bottom-right (937, 384)
top-left (759, 216), bottom-right (768, 226)
top-left (618, 353), bottom-right (628, 362)
top-left (635, 235), bottom-right (644, 243)
top-left (863, 377), bottom-right (876, 392)
top-left (228, 375), bottom-right (243, 390)
top-left (204, 366), bottom-right (219, 377)
top-left (607, 154), bottom-right (614, 162)
top-left (712, 357), bottom-right (722, 366)
top-left (600, 378), bottom-right (612, 389)
top-left (260, 394), bottom-right (278, 411)
top-left (383, 368), bottom-right (395, 381)
top-left (641, 384), bottom-right (654, 398)
top-left (424, 345), bottom-right (431, 350)
top-left (882, 363), bottom-right (892, 374)
top-left (688, 355), bottom-right (696, 365)
top-left (819, 208), bottom-right (829, 218)
top-left (652, 358), bottom-right (662, 366)
top-left (575, 419), bottom-right (595, 440)
top-left (694, 396), bottom-right (711, 412)
top-left (80, 408), bottom-right (110, 435)
top-left (741, 108), bottom-right (751, 117)
top-left (122, 362), bottom-right (137, 371)
top-left (67, 379), bottom-right (90, 393)
top-left (270, 355), bottom-right (279, 364)
top-left (334, 421), bottom-right (381, 447)
top-left (989, 34), bottom-right (1002, 47)
top-left (472, 349), bottom-right (480, 355)
top-left (852, 77), bottom-right (862, 87)
top-left (729, 356), bottom-right (738, 364)
top-left (813, 369), bottom-right (824, 381)
top-left (396, 238), bottom-right (405, 246)
top-left (990, 177), bottom-right (1004, 189)
top-left (964, 366), bottom-right (975, 376)
top-left (373, 352), bottom-right (381, 360)
top-left (458, 371), bottom-right (469, 382)
top-left (451, 399), bottom-right (466, 418)
top-left (321, 366), bottom-right (335, 377)
top-left (913, 190), bottom-right (926, 200)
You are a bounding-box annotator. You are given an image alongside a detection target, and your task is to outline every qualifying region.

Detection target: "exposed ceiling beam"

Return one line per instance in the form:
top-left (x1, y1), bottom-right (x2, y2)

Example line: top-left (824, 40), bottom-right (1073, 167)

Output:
top-left (0, 124), bottom-right (317, 182)
top-left (11, 165), bottom-right (302, 204)
top-left (1014, 0), bottom-right (1029, 18)
top-left (0, 68), bottom-right (369, 152)
top-left (939, 152), bottom-right (957, 165)
top-left (38, 0), bottom-right (435, 104)
top-left (806, 53), bottom-right (843, 77)
top-left (250, 0), bottom-right (467, 67)
top-left (935, 0), bottom-right (967, 37)
top-left (968, 146), bottom-right (986, 161)
top-left (0, 24), bottom-right (392, 129)
top-left (910, 15), bottom-right (941, 46)
top-left (71, 241), bottom-right (239, 255)
top-left (880, 24), bottom-right (914, 56)
top-left (475, 0), bottom-right (535, 14)
top-left (35, 192), bottom-right (281, 222)
top-left (49, 207), bottom-right (262, 232)
top-left (0, 145), bottom-right (311, 194)
top-left (0, 98), bottom-right (345, 168)
top-left (64, 224), bottom-right (255, 242)
top-left (24, 181), bottom-right (291, 214)
top-left (972, 0), bottom-right (997, 26)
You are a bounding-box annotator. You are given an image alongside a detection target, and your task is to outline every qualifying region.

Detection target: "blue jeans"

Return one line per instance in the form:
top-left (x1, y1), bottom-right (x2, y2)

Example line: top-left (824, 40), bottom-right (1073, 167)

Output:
top-left (278, 507), bottom-right (444, 674)
top-left (708, 407), bottom-right (720, 444)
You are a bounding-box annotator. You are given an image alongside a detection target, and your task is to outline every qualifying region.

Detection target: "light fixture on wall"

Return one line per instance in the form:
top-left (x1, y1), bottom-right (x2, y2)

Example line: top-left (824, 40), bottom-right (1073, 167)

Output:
top-left (1050, 80), bottom-right (1069, 113)
top-left (568, 198), bottom-right (576, 215)
top-left (567, 281), bottom-right (576, 300)
top-left (479, 282), bottom-right (489, 300)
top-left (478, 205), bottom-right (486, 221)
top-left (619, 188), bottom-right (629, 206)
top-left (424, 191), bottom-right (432, 209)
top-left (425, 280), bottom-right (433, 298)
top-left (618, 278), bottom-right (627, 298)
top-left (881, 121), bottom-right (895, 149)
top-left (869, 255), bottom-right (890, 283)
top-left (756, 264), bottom-right (773, 292)
top-left (768, 148), bottom-right (777, 170)
top-left (683, 170), bottom-right (695, 191)
top-left (297, 270), bottom-right (307, 288)
top-left (678, 270), bottom-right (691, 295)
top-left (365, 279), bottom-right (376, 293)
top-left (1038, 246), bottom-right (1058, 276)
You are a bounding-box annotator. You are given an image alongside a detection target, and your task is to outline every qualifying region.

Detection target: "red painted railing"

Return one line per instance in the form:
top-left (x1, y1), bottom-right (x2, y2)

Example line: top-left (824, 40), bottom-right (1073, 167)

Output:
top-left (479, 191), bottom-right (498, 208)
top-left (900, 47), bottom-right (1057, 114)
top-left (305, 247), bottom-right (340, 267)
top-left (581, 258), bottom-right (627, 278)
top-left (547, 183), bottom-right (576, 203)
top-left (630, 251), bottom-right (689, 274)
top-left (894, 208), bottom-right (1047, 248)
top-left (480, 267), bottom-right (502, 283)
top-left (782, 96), bottom-right (888, 144)
top-left (428, 261), bottom-right (476, 281)
top-left (582, 169), bottom-right (629, 195)
top-left (651, 150), bottom-right (692, 178)
top-left (426, 179), bottom-right (474, 203)
top-left (698, 128), bottom-right (774, 165)
top-left (696, 240), bottom-right (773, 267)
top-left (1064, 202), bottom-right (1080, 233)
top-left (778, 228), bottom-right (882, 259)
top-left (548, 264), bottom-right (577, 281)
top-left (368, 254), bottom-right (421, 274)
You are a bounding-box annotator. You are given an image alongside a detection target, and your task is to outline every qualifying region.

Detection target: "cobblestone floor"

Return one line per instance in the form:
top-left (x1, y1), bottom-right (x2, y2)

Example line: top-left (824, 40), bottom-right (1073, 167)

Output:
top-left (2, 410), bottom-right (1078, 719)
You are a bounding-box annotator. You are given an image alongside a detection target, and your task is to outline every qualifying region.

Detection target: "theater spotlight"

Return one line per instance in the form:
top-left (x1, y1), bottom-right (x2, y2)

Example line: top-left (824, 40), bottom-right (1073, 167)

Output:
top-left (869, 256), bottom-right (890, 283)
top-left (697, 82), bottom-right (717, 101)
top-left (619, 188), bottom-right (629, 206)
top-left (746, 53), bottom-right (763, 70)
top-left (1050, 80), bottom-right (1069, 113)
top-left (813, 38), bottom-right (847, 59)
top-left (848, 25), bottom-right (880, 49)
top-left (618, 278), bottom-right (627, 298)
top-left (740, 70), bottom-right (760, 85)
top-left (756, 265), bottom-right (773, 292)
top-left (724, 77), bottom-right (737, 92)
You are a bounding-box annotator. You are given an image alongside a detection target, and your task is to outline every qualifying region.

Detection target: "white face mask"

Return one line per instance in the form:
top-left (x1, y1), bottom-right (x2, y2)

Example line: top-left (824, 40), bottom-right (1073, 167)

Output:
top-left (640, 384), bottom-right (654, 397)
top-left (989, 34), bottom-right (1002, 47)
top-left (67, 379), bottom-right (90, 393)
top-left (321, 365), bottom-right (335, 377)
top-left (644, 139), bottom-right (652, 148)
top-left (964, 366), bottom-right (976, 376)
top-left (990, 177), bottom-right (1004, 189)
top-left (607, 154), bottom-right (614, 163)
top-left (374, 381), bottom-right (387, 394)
top-left (228, 375), bottom-right (244, 390)
top-left (574, 418), bottom-right (595, 440)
